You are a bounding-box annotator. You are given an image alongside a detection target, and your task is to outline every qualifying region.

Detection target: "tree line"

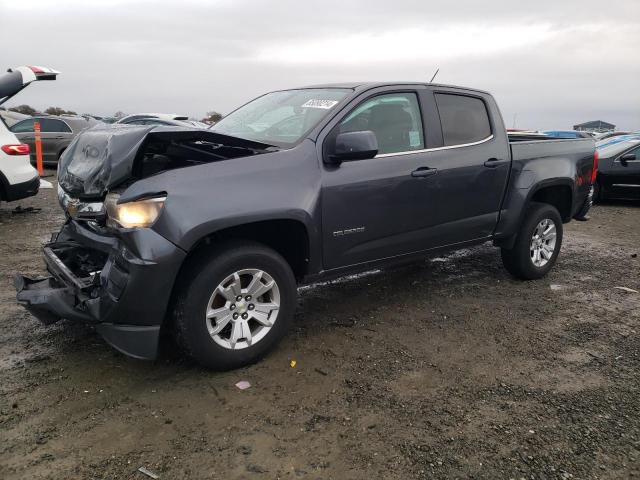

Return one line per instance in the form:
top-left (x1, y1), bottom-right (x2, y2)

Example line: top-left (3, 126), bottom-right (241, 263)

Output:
top-left (8, 105), bottom-right (77, 116)
top-left (7, 105), bottom-right (224, 124)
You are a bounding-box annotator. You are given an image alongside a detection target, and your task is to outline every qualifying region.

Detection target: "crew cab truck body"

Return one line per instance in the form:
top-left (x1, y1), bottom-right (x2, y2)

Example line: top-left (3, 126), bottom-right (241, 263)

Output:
top-left (15, 82), bottom-right (597, 369)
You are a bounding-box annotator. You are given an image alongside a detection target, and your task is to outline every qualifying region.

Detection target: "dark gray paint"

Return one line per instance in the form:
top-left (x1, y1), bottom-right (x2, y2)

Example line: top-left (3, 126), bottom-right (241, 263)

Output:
top-left (16, 82), bottom-right (595, 360)
top-left (124, 83), bottom-right (592, 277)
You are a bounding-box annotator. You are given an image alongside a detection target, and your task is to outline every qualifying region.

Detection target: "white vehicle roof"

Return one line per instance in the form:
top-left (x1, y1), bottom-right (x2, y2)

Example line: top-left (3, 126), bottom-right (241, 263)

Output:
top-left (117, 113), bottom-right (189, 123)
top-left (0, 109), bottom-right (30, 127)
top-left (596, 135), bottom-right (640, 157)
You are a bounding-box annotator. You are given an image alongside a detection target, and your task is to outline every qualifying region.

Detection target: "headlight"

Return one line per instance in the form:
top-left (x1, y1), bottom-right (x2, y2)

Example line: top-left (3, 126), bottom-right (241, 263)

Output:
top-left (105, 193), bottom-right (166, 229)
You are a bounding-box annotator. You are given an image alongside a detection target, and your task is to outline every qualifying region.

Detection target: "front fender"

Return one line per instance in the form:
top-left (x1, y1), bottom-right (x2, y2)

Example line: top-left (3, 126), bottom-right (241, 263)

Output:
top-left (117, 140), bottom-right (324, 272)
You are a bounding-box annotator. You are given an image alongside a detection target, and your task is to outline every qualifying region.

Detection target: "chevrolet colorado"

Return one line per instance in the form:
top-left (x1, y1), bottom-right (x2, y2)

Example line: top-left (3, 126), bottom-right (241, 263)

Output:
top-left (15, 82), bottom-right (597, 369)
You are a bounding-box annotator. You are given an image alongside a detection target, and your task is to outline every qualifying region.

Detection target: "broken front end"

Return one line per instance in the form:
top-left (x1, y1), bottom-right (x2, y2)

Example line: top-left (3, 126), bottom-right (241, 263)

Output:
top-left (15, 124), bottom-right (273, 359)
top-left (15, 215), bottom-right (185, 359)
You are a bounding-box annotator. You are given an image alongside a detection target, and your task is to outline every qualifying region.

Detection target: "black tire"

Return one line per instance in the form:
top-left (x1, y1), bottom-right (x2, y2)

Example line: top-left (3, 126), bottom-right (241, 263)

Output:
top-left (501, 202), bottom-right (563, 280)
top-left (173, 241), bottom-right (297, 370)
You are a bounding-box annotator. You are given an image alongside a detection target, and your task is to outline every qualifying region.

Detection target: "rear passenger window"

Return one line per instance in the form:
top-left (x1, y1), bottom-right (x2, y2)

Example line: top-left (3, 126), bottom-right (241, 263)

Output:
top-left (435, 93), bottom-right (491, 146)
top-left (40, 119), bottom-right (72, 133)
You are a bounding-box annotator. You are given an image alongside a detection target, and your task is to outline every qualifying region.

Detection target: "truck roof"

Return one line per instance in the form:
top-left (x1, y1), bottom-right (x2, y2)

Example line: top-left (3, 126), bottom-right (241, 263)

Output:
top-left (300, 82), bottom-right (490, 95)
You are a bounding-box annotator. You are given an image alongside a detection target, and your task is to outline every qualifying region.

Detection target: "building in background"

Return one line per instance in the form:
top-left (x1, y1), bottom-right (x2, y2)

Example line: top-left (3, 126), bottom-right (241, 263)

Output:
top-left (574, 120), bottom-right (615, 133)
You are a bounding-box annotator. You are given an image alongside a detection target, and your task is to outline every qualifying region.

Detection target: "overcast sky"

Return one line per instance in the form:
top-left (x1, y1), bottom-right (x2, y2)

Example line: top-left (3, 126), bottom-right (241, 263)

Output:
top-left (1, 0), bottom-right (639, 130)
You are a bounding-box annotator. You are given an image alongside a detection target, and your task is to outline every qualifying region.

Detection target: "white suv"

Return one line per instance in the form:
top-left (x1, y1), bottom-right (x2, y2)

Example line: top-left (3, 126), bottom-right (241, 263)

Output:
top-left (0, 66), bottom-right (59, 202)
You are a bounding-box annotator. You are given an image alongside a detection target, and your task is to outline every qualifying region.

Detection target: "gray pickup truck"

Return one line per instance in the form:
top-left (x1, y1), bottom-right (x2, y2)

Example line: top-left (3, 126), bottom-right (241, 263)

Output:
top-left (15, 82), bottom-right (597, 369)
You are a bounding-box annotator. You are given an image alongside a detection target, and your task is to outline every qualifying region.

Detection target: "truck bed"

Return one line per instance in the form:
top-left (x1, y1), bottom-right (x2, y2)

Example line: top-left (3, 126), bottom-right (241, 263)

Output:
top-left (510, 137), bottom-right (595, 163)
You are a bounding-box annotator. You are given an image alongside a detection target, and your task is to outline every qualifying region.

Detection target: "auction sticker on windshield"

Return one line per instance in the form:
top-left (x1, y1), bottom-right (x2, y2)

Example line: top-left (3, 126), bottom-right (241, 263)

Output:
top-left (301, 99), bottom-right (339, 109)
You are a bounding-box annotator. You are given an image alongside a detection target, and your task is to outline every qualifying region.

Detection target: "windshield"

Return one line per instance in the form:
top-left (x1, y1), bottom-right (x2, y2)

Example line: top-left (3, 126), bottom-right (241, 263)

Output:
top-left (211, 88), bottom-right (350, 147)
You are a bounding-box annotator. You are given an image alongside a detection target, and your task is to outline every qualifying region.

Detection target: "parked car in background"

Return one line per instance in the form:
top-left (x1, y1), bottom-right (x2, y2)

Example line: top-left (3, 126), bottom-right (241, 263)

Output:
top-left (542, 130), bottom-right (593, 139)
top-left (119, 116), bottom-right (208, 128)
top-left (0, 66), bottom-right (59, 202)
top-left (10, 115), bottom-right (100, 165)
top-left (0, 108), bottom-right (31, 127)
top-left (115, 113), bottom-right (189, 123)
top-left (594, 131), bottom-right (632, 141)
top-left (81, 114), bottom-right (105, 122)
top-left (594, 135), bottom-right (640, 201)
top-left (17, 81), bottom-right (596, 369)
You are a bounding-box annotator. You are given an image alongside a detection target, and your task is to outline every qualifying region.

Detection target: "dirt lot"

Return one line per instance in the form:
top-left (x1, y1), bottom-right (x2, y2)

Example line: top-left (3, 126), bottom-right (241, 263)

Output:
top-left (1, 174), bottom-right (639, 480)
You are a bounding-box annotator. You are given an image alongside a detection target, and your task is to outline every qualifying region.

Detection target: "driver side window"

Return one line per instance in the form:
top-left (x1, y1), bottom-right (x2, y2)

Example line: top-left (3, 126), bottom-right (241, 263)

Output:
top-left (339, 93), bottom-right (424, 155)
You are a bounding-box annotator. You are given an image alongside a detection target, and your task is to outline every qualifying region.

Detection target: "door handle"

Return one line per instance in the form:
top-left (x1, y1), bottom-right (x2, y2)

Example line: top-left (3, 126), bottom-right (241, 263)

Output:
top-left (411, 167), bottom-right (438, 178)
top-left (484, 158), bottom-right (509, 168)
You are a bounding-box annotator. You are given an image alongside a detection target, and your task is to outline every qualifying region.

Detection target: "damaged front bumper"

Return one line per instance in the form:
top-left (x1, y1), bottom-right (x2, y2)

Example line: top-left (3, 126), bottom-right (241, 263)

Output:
top-left (15, 220), bottom-right (186, 360)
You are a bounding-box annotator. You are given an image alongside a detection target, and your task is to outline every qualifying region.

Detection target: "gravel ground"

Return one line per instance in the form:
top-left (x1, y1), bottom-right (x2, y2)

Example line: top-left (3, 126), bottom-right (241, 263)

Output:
top-left (1, 174), bottom-right (639, 480)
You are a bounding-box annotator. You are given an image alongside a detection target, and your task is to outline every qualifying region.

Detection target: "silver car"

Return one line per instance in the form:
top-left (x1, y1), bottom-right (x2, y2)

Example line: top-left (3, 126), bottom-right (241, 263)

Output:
top-left (10, 115), bottom-right (100, 165)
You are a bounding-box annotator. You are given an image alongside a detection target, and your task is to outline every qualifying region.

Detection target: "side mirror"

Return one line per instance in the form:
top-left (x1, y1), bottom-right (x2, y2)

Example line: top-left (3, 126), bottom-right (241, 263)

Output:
top-left (328, 130), bottom-right (378, 163)
top-left (620, 152), bottom-right (636, 165)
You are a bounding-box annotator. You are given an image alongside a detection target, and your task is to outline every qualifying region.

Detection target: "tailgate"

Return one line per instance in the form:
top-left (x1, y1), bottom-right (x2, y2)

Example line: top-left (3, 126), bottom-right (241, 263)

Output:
top-left (0, 66), bottom-right (59, 106)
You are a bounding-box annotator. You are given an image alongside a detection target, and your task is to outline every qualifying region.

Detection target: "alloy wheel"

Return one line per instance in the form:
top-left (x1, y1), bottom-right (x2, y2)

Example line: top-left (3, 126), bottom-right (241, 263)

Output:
top-left (530, 218), bottom-right (557, 267)
top-left (205, 269), bottom-right (280, 350)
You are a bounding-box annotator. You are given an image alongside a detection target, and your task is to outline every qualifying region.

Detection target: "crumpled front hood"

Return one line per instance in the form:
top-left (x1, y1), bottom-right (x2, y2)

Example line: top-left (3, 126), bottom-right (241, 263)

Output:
top-left (57, 124), bottom-right (276, 200)
top-left (58, 124), bottom-right (155, 199)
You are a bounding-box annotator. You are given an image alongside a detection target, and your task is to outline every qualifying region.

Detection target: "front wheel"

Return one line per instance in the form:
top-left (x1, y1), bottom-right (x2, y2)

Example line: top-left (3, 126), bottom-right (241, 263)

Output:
top-left (173, 242), bottom-right (297, 370)
top-left (501, 202), bottom-right (563, 280)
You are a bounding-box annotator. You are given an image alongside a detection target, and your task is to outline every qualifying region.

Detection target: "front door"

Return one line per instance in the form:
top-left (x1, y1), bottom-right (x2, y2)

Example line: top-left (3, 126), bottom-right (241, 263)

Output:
top-left (321, 91), bottom-right (436, 269)
top-left (610, 145), bottom-right (640, 197)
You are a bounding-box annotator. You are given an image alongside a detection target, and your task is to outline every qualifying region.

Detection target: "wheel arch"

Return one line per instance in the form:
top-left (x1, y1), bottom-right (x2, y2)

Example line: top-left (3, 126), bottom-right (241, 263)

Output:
top-left (528, 180), bottom-right (574, 222)
top-left (178, 218), bottom-right (312, 283)
top-left (494, 178), bottom-right (574, 249)
top-left (163, 218), bottom-right (311, 336)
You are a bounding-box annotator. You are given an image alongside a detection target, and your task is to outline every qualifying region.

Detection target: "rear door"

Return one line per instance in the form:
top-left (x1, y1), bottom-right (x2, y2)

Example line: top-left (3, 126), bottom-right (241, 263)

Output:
top-left (610, 145), bottom-right (640, 196)
top-left (424, 90), bottom-right (511, 243)
top-left (39, 118), bottom-right (73, 162)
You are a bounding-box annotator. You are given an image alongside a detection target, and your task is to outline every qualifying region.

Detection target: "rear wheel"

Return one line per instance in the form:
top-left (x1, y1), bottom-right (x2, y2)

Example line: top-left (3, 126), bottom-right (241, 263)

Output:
top-left (173, 242), bottom-right (297, 370)
top-left (501, 202), bottom-right (563, 280)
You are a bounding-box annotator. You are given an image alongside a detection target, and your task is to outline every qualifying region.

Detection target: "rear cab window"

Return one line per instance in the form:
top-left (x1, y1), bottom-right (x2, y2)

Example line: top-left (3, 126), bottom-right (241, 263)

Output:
top-left (434, 93), bottom-right (492, 146)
